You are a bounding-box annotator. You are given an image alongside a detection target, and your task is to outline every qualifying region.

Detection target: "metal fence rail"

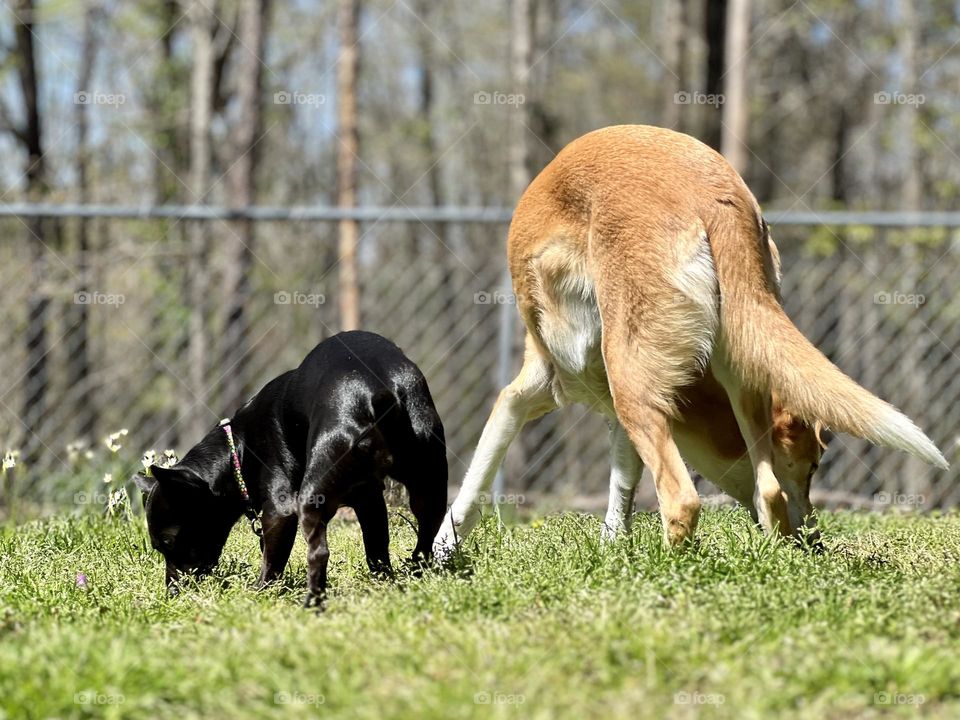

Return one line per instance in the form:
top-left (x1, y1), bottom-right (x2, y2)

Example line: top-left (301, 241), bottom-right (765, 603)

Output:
top-left (0, 205), bottom-right (957, 514)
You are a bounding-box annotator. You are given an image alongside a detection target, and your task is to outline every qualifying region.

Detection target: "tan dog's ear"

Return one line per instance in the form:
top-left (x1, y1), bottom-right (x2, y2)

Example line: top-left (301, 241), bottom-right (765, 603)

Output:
top-left (814, 421), bottom-right (833, 450)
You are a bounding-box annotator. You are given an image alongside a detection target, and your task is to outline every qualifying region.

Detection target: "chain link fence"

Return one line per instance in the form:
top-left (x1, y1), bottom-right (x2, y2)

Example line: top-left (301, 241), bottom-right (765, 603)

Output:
top-left (0, 207), bottom-right (957, 516)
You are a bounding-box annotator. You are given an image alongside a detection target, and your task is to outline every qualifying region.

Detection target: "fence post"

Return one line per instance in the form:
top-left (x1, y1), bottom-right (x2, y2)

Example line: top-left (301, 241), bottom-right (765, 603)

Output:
top-left (492, 267), bottom-right (515, 504)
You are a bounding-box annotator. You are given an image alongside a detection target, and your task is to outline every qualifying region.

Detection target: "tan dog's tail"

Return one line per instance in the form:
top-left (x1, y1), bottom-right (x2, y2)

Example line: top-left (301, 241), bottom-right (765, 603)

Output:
top-left (709, 206), bottom-right (948, 469)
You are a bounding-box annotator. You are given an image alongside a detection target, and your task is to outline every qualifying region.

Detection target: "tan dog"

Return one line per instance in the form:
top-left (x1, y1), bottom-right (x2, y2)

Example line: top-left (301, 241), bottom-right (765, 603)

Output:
top-left (435, 125), bottom-right (947, 553)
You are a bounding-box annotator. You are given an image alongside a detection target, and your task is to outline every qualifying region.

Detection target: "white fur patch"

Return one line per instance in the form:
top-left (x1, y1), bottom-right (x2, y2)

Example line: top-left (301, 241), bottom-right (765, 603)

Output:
top-left (669, 231), bottom-right (719, 370)
top-left (538, 272), bottom-right (601, 377)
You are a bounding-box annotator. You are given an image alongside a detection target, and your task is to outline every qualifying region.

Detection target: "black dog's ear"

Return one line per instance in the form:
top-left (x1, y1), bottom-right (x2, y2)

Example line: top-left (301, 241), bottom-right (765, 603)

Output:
top-left (134, 471), bottom-right (158, 494)
top-left (149, 465), bottom-right (211, 494)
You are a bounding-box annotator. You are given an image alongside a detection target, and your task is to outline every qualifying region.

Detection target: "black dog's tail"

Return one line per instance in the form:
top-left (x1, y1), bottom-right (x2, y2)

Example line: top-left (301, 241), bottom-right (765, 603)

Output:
top-left (371, 372), bottom-right (444, 449)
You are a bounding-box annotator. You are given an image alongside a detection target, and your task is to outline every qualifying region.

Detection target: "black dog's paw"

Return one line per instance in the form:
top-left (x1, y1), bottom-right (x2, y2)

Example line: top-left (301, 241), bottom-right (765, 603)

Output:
top-left (302, 591), bottom-right (327, 611)
top-left (367, 559), bottom-right (395, 582)
top-left (401, 554), bottom-right (434, 578)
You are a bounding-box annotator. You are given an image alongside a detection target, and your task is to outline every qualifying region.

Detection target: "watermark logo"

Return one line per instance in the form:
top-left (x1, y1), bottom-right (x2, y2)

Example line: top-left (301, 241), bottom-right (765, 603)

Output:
top-left (874, 91), bottom-right (925, 107)
top-left (875, 692), bottom-right (925, 706)
top-left (474, 290), bottom-right (520, 305)
top-left (674, 691), bottom-right (725, 705)
top-left (74, 91), bottom-right (126, 108)
top-left (274, 91), bottom-right (326, 107)
top-left (74, 490), bottom-right (114, 506)
top-left (874, 491), bottom-right (925, 509)
top-left (474, 691), bottom-right (525, 705)
top-left (473, 91), bottom-right (525, 107)
top-left (477, 492), bottom-right (526, 506)
top-left (874, 291), bottom-right (925, 307)
top-left (674, 91), bottom-right (724, 107)
top-left (74, 691), bottom-right (125, 706)
top-left (274, 290), bottom-right (326, 307)
top-left (75, 291), bottom-right (125, 307)
top-left (274, 489), bottom-right (326, 509)
top-left (274, 691), bottom-right (325, 706)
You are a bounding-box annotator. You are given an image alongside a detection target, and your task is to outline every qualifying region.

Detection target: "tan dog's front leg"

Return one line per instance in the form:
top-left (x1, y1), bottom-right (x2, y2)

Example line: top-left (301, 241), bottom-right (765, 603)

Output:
top-left (713, 361), bottom-right (792, 536)
top-left (433, 344), bottom-right (556, 558)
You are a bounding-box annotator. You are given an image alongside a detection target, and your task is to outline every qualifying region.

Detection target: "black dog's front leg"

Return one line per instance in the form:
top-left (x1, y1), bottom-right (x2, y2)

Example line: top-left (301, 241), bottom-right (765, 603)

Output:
top-left (257, 513), bottom-right (298, 588)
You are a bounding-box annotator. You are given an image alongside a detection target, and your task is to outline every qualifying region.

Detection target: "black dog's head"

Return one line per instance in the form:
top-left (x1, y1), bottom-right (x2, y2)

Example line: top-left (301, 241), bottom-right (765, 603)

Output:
top-left (135, 465), bottom-right (238, 593)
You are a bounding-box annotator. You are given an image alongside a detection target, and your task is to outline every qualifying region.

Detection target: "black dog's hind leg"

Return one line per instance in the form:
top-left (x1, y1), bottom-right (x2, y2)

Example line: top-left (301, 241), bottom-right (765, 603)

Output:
top-left (257, 513), bottom-right (298, 587)
top-left (400, 435), bottom-right (448, 567)
top-left (351, 486), bottom-right (393, 579)
top-left (300, 503), bottom-right (336, 608)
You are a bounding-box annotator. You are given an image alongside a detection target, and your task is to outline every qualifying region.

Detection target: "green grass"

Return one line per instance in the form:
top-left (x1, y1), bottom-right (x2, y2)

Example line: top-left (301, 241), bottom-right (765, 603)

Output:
top-left (1, 508), bottom-right (960, 719)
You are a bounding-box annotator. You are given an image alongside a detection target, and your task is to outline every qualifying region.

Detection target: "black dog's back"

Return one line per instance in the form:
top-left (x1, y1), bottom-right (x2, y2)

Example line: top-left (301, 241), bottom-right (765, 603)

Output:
top-left (287, 331), bottom-right (444, 457)
top-left (281, 331), bottom-right (448, 604)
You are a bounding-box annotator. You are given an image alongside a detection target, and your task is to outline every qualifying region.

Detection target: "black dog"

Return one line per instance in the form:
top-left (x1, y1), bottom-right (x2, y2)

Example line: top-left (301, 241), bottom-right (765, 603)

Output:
top-left (135, 331), bottom-right (448, 606)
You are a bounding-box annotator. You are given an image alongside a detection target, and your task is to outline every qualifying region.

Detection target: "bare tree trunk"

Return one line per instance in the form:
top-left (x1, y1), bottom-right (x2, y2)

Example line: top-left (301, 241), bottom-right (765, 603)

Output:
top-left (720, 0), bottom-right (750, 173)
top-left (68, 5), bottom-right (101, 443)
top-left (896, 0), bottom-right (926, 496)
top-left (660, 0), bottom-right (688, 129)
top-left (527, 0), bottom-right (560, 172)
top-left (703, 0), bottom-right (727, 150)
top-left (337, 0), bottom-right (361, 331)
top-left (154, 0), bottom-right (190, 204)
top-left (414, 0), bottom-right (458, 346)
top-left (151, 0), bottom-right (189, 448)
top-left (509, 0), bottom-right (532, 203)
top-left (8, 0), bottom-right (49, 464)
top-left (187, 0), bottom-right (215, 438)
top-left (223, 0), bottom-right (270, 413)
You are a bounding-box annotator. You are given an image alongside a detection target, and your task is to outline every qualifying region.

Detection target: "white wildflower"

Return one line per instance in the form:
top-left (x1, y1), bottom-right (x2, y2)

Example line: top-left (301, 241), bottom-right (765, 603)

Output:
top-left (66, 440), bottom-right (89, 464)
top-left (107, 486), bottom-right (128, 515)
top-left (2, 450), bottom-right (18, 471)
top-left (141, 450), bottom-right (158, 475)
top-left (104, 429), bottom-right (128, 453)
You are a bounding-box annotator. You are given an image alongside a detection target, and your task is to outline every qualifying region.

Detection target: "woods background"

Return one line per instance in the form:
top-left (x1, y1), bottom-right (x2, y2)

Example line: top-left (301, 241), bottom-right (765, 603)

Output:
top-left (1, 0), bottom-right (959, 515)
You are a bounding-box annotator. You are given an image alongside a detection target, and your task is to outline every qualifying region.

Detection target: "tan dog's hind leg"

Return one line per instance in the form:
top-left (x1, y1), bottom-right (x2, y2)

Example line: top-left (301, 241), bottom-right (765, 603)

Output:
top-left (602, 330), bottom-right (702, 547)
top-left (601, 419), bottom-right (643, 541)
top-left (712, 359), bottom-right (791, 536)
top-left (433, 339), bottom-right (557, 557)
top-left (618, 406), bottom-right (701, 546)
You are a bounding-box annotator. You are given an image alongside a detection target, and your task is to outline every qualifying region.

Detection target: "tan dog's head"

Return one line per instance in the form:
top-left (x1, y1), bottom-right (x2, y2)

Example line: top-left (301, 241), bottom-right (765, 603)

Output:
top-left (770, 398), bottom-right (829, 543)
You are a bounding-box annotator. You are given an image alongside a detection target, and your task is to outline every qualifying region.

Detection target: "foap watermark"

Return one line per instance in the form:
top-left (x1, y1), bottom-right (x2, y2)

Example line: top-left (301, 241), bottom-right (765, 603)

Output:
top-left (874, 91), bottom-right (925, 107)
top-left (674, 691), bottom-right (725, 706)
top-left (874, 291), bottom-right (924, 308)
top-left (274, 691), bottom-right (325, 706)
top-left (474, 691), bottom-right (525, 706)
top-left (674, 90), bottom-right (724, 107)
top-left (75, 291), bottom-right (125, 308)
top-left (477, 491), bottom-right (526, 507)
top-left (274, 489), bottom-right (326, 509)
top-left (74, 490), bottom-right (114, 506)
top-left (474, 290), bottom-right (520, 305)
top-left (274, 290), bottom-right (326, 307)
top-left (273, 90), bottom-right (326, 107)
top-left (74, 91), bottom-right (126, 108)
top-left (74, 691), bottom-right (125, 706)
top-left (874, 491), bottom-right (926, 509)
top-left (473, 90), bottom-right (525, 107)
top-left (874, 692), bottom-right (925, 706)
